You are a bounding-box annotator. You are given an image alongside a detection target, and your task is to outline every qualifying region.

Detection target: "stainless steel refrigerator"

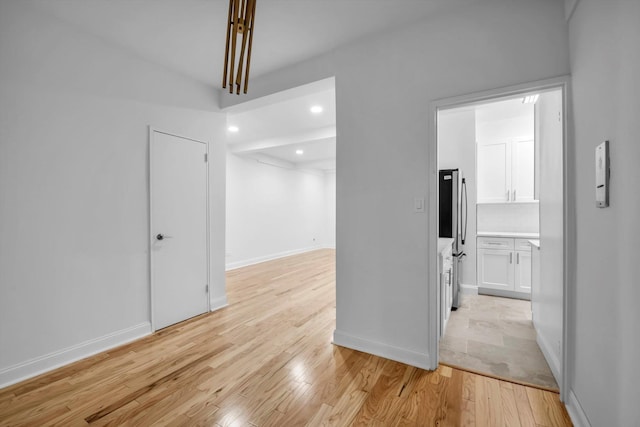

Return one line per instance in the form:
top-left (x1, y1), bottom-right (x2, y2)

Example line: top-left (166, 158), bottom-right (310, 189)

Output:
top-left (438, 169), bottom-right (468, 309)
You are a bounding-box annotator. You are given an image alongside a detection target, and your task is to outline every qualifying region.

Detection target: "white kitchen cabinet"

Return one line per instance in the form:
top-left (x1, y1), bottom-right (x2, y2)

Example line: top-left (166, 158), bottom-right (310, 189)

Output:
top-left (477, 141), bottom-right (510, 203)
top-left (511, 139), bottom-right (535, 202)
top-left (515, 250), bottom-right (532, 293)
top-left (477, 138), bottom-right (536, 203)
top-left (477, 237), bottom-right (532, 298)
top-left (438, 239), bottom-right (454, 338)
top-left (477, 248), bottom-right (514, 290)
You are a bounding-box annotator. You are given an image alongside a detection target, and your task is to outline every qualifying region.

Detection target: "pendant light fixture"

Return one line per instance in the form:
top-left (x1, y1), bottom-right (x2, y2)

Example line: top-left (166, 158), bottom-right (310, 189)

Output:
top-left (223, 0), bottom-right (256, 95)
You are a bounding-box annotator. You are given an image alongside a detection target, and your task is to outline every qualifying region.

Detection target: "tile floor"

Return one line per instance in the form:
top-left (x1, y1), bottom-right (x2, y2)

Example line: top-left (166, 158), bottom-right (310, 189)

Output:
top-left (439, 293), bottom-right (558, 389)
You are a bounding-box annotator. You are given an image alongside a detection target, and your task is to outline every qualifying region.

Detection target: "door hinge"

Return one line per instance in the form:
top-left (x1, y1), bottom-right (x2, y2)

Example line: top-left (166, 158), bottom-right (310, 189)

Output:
top-left (204, 153), bottom-right (208, 162)
top-left (205, 284), bottom-right (209, 293)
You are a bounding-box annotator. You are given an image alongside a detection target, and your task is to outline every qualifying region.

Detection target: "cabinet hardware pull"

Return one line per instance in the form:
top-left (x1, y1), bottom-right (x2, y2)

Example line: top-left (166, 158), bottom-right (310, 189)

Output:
top-left (510, 252), bottom-right (513, 264)
top-left (506, 190), bottom-right (510, 201)
top-left (517, 253), bottom-right (520, 264)
top-left (513, 190), bottom-right (517, 201)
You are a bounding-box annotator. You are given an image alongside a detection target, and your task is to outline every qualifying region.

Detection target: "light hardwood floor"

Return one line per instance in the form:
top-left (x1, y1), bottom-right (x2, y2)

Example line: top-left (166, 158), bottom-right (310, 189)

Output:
top-left (0, 249), bottom-right (572, 426)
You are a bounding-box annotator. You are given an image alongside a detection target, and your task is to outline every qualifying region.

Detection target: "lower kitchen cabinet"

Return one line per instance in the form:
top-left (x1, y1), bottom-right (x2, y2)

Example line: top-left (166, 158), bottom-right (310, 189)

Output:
top-left (514, 250), bottom-right (531, 293)
top-left (477, 237), bottom-right (532, 299)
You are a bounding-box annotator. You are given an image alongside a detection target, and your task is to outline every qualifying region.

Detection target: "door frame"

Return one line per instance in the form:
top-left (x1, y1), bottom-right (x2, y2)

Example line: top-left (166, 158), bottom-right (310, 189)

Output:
top-left (149, 126), bottom-right (210, 332)
top-left (427, 76), bottom-right (572, 402)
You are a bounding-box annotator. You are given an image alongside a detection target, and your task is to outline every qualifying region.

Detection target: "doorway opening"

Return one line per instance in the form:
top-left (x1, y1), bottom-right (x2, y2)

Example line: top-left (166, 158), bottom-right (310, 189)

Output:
top-left (433, 82), bottom-right (566, 393)
top-left (222, 77), bottom-right (337, 298)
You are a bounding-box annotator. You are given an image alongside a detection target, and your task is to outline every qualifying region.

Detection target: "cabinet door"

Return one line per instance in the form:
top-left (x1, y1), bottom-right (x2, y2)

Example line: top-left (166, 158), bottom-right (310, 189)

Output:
top-left (477, 141), bottom-right (511, 203)
top-left (511, 139), bottom-right (535, 202)
top-left (477, 248), bottom-right (514, 290)
top-left (515, 250), bottom-right (532, 293)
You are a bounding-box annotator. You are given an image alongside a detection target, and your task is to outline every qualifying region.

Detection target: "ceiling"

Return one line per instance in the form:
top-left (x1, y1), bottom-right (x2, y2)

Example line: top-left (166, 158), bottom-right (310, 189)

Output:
top-left (227, 85), bottom-right (336, 171)
top-left (34, 0), bottom-right (458, 88)
top-left (475, 97), bottom-right (535, 123)
top-left (439, 95), bottom-right (538, 123)
top-left (33, 0), bottom-right (468, 172)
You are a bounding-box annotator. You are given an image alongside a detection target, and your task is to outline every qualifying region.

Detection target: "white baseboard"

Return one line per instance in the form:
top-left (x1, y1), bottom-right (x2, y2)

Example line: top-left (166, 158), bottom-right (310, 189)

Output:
top-left (460, 284), bottom-right (478, 294)
top-left (536, 331), bottom-right (561, 385)
top-left (225, 246), bottom-right (323, 271)
top-left (0, 322), bottom-right (151, 389)
top-left (565, 389), bottom-right (591, 427)
top-left (478, 287), bottom-right (530, 301)
top-left (210, 295), bottom-right (228, 312)
top-left (332, 329), bottom-right (432, 371)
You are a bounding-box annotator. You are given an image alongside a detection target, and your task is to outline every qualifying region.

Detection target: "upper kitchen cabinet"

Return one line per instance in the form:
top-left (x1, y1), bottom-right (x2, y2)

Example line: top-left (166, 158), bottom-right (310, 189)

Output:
top-left (477, 140), bottom-right (510, 203)
top-left (475, 98), bottom-right (536, 204)
top-left (477, 138), bottom-right (536, 203)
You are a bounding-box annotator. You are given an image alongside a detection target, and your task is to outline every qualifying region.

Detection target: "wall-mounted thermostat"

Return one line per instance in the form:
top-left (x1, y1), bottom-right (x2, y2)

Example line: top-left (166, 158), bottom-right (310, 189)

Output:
top-left (595, 140), bottom-right (610, 208)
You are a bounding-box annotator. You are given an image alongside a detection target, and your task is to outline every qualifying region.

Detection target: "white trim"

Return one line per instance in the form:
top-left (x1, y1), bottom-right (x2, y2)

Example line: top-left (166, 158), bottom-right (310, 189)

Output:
top-left (332, 329), bottom-right (431, 371)
top-left (560, 78), bottom-right (573, 404)
top-left (0, 322), bottom-right (151, 389)
top-left (149, 127), bottom-right (211, 332)
top-left (459, 284), bottom-right (478, 295)
top-left (565, 390), bottom-right (591, 427)
top-left (209, 295), bottom-right (228, 312)
top-left (536, 331), bottom-right (561, 385)
top-left (225, 246), bottom-right (322, 271)
top-left (478, 287), bottom-right (531, 301)
top-left (206, 142), bottom-right (211, 314)
top-left (429, 76), bottom-right (572, 385)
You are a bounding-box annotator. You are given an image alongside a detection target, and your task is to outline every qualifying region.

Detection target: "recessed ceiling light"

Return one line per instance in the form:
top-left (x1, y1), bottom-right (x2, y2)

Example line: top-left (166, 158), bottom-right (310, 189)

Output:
top-left (227, 125), bottom-right (239, 132)
top-left (296, 149), bottom-right (304, 155)
top-left (310, 105), bottom-right (323, 114)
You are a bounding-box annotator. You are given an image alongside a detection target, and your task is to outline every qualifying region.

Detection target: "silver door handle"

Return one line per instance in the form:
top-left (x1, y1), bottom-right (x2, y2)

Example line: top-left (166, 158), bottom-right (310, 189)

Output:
top-left (510, 252), bottom-right (513, 264)
top-left (156, 234), bottom-right (173, 241)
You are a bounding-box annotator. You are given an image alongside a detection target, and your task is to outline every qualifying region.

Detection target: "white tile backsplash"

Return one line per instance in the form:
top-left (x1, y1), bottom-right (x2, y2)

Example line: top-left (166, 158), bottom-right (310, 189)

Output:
top-left (476, 203), bottom-right (539, 233)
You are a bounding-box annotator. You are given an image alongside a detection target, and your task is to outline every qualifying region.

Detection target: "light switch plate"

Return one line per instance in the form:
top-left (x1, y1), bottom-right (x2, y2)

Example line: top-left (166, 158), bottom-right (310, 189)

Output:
top-left (595, 140), bottom-right (610, 208)
top-left (414, 197), bottom-right (425, 213)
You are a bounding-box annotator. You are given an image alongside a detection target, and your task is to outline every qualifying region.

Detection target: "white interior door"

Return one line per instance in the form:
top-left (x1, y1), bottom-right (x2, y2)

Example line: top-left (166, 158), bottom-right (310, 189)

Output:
top-left (151, 129), bottom-right (209, 330)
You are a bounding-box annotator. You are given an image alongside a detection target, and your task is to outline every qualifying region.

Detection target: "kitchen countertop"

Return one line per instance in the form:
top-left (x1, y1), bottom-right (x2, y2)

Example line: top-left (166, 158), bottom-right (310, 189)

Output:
top-left (438, 238), bottom-right (454, 254)
top-left (529, 239), bottom-right (541, 249)
top-left (476, 231), bottom-right (540, 239)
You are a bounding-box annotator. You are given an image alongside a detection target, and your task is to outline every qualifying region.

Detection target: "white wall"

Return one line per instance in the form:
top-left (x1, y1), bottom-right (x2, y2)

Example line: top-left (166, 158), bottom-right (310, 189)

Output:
top-left (0, 2), bottom-right (226, 386)
top-left (534, 90), bottom-right (564, 383)
top-left (476, 203), bottom-right (539, 233)
top-left (438, 109), bottom-right (477, 286)
top-left (324, 171), bottom-right (337, 248)
top-left (223, 0), bottom-right (570, 369)
top-left (225, 154), bottom-right (331, 269)
top-left (568, 0), bottom-right (640, 425)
